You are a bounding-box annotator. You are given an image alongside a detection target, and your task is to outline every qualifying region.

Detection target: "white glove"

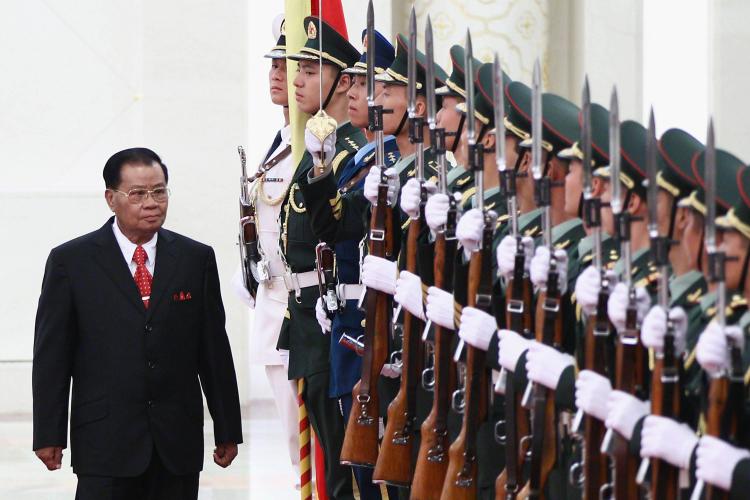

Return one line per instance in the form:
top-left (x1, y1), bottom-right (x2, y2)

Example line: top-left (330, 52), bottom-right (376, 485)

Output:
top-left (425, 286), bottom-right (456, 330)
top-left (400, 179), bottom-right (436, 219)
top-left (641, 305), bottom-right (688, 355)
top-left (361, 255), bottom-right (398, 295)
top-left (364, 166), bottom-right (400, 207)
top-left (640, 415), bottom-right (698, 469)
top-left (279, 349), bottom-right (290, 371)
top-left (575, 370), bottom-right (612, 421)
top-left (529, 246), bottom-right (569, 295)
top-left (525, 341), bottom-right (574, 390)
top-left (425, 193), bottom-right (451, 233)
top-left (231, 266), bottom-right (256, 309)
top-left (315, 297), bottom-right (332, 334)
top-left (574, 266), bottom-right (601, 317)
top-left (381, 363), bottom-right (402, 379)
top-left (458, 307), bottom-right (498, 351)
top-left (607, 282), bottom-right (651, 334)
top-left (605, 390), bottom-right (650, 440)
top-left (456, 208), bottom-right (484, 259)
top-left (497, 235), bottom-right (533, 279)
top-left (696, 435), bottom-right (750, 491)
top-left (305, 127), bottom-right (336, 165)
top-left (697, 321), bottom-right (744, 377)
top-left (497, 329), bottom-right (531, 372)
top-left (394, 271), bottom-right (426, 321)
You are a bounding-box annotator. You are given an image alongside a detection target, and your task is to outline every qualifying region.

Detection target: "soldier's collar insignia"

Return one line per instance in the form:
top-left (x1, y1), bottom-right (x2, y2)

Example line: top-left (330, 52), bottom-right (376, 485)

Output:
top-left (307, 21), bottom-right (317, 40)
top-left (457, 176), bottom-right (471, 186)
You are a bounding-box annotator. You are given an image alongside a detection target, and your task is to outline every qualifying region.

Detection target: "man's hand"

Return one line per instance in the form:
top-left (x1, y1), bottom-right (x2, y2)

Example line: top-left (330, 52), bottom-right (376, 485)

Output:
top-left (213, 442), bottom-right (238, 468)
top-left (35, 446), bottom-right (63, 471)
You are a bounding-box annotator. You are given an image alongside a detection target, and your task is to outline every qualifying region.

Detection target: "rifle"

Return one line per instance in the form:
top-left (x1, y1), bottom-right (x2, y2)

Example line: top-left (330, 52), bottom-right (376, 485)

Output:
top-left (238, 146), bottom-right (260, 293)
top-left (441, 31), bottom-right (497, 500)
top-left (315, 242), bottom-right (339, 318)
top-left (568, 78), bottom-right (611, 499)
top-left (493, 53), bottom-right (532, 500)
top-left (411, 15), bottom-right (459, 500)
top-left (373, 7), bottom-right (425, 486)
top-left (599, 87), bottom-right (646, 500)
top-left (520, 59), bottom-right (562, 499)
top-left (340, 0), bottom-right (393, 467)
top-left (634, 109), bottom-right (681, 497)
top-left (689, 119), bottom-right (744, 500)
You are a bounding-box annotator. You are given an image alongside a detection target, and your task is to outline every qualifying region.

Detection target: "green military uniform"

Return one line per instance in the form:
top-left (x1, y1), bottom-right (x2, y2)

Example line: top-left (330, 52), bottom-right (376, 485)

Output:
top-left (278, 17), bottom-right (364, 500)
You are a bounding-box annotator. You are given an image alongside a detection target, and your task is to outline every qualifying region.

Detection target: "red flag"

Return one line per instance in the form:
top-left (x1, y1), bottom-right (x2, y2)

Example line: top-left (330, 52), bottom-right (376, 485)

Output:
top-left (310, 0), bottom-right (348, 40)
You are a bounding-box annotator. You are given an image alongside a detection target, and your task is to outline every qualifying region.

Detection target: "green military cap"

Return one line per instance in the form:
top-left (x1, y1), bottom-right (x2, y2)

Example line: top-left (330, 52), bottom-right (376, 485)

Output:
top-left (375, 33), bottom-right (447, 92)
top-left (504, 81), bottom-right (532, 141)
top-left (435, 45), bottom-right (480, 98)
top-left (287, 17), bottom-right (360, 69)
top-left (656, 128), bottom-right (703, 200)
top-left (717, 166), bottom-right (750, 240)
top-left (681, 148), bottom-right (744, 215)
top-left (558, 103), bottom-right (610, 167)
top-left (265, 17), bottom-right (287, 59)
top-left (455, 61), bottom-right (512, 127)
top-left (518, 93), bottom-right (581, 153)
top-left (595, 120), bottom-right (656, 198)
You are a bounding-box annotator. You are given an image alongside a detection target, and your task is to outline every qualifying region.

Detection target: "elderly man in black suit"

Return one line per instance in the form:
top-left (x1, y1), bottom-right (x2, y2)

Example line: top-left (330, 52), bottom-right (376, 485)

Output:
top-left (32, 148), bottom-right (244, 500)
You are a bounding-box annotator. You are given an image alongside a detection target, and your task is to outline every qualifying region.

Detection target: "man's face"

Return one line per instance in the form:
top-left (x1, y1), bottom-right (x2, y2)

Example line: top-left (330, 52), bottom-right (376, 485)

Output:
top-left (269, 58), bottom-right (288, 106)
top-left (105, 163), bottom-right (168, 240)
top-left (549, 156), bottom-right (570, 212)
top-left (375, 83), bottom-right (408, 136)
top-left (347, 75), bottom-right (380, 129)
top-left (564, 159), bottom-right (584, 217)
top-left (600, 178), bottom-right (615, 235)
top-left (720, 230), bottom-right (748, 290)
top-left (505, 135), bottom-right (519, 171)
top-left (294, 60), bottom-right (336, 114)
top-left (656, 189), bottom-right (674, 237)
top-left (681, 210), bottom-right (705, 271)
top-left (436, 95), bottom-right (463, 151)
top-left (456, 116), bottom-right (484, 167)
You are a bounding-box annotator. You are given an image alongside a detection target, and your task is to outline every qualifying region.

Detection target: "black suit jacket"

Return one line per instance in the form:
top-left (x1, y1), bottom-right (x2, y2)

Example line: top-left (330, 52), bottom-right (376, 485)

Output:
top-left (32, 218), bottom-right (243, 477)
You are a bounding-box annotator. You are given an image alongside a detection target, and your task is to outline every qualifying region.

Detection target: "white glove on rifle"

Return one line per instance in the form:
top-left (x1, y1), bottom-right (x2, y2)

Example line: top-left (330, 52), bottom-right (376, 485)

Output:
top-left (605, 390), bottom-right (649, 440)
top-left (400, 179), bottom-right (436, 219)
top-left (425, 193), bottom-right (451, 234)
top-left (497, 329), bottom-right (531, 372)
top-left (696, 435), bottom-right (750, 491)
top-left (529, 246), bottom-right (569, 295)
top-left (640, 415), bottom-right (697, 469)
top-left (425, 286), bottom-right (456, 330)
top-left (364, 166), bottom-right (400, 207)
top-left (458, 307), bottom-right (498, 351)
top-left (394, 271), bottom-right (426, 321)
top-left (575, 370), bottom-right (612, 421)
top-left (526, 341), bottom-right (574, 390)
top-left (696, 321), bottom-right (744, 377)
top-left (230, 266), bottom-right (256, 309)
top-left (497, 235), bottom-right (533, 280)
top-left (607, 282), bottom-right (651, 334)
top-left (381, 363), bottom-right (402, 379)
top-left (361, 255), bottom-right (398, 295)
top-left (641, 305), bottom-right (688, 355)
top-left (305, 128), bottom-right (336, 167)
top-left (456, 208), bottom-right (484, 259)
top-left (315, 297), bottom-right (331, 334)
top-left (574, 266), bottom-right (613, 317)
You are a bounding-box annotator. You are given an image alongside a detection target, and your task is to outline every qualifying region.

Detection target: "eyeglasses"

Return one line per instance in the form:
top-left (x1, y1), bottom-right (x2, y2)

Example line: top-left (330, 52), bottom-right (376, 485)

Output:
top-left (110, 187), bottom-right (171, 204)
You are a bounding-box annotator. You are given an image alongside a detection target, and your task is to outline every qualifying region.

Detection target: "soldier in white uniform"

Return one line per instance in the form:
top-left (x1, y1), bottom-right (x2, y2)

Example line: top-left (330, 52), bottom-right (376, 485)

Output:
top-left (232, 15), bottom-right (300, 489)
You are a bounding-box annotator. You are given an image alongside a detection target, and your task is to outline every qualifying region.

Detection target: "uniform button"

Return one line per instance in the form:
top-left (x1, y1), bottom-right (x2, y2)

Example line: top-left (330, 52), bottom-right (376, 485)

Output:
top-left (144, 324), bottom-right (153, 333)
top-left (148, 361), bottom-right (156, 369)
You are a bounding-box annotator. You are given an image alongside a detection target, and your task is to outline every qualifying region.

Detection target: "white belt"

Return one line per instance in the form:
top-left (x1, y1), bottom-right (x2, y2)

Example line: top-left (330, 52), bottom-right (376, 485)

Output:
top-left (284, 270), bottom-right (320, 299)
top-left (336, 283), bottom-right (364, 301)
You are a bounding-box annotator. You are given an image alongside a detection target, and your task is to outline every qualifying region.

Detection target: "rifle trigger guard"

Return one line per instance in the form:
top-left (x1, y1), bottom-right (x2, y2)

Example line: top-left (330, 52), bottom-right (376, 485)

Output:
top-left (494, 419), bottom-right (507, 445)
top-left (569, 460), bottom-right (585, 488)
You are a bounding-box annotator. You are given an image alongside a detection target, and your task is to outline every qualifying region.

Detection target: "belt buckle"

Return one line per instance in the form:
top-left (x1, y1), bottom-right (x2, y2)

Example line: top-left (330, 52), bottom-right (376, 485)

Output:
top-left (256, 259), bottom-right (271, 285)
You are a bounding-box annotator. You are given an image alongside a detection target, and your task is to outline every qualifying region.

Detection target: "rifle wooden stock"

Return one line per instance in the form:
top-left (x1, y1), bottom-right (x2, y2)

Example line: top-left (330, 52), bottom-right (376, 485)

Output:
top-left (440, 249), bottom-right (489, 500)
top-left (704, 376), bottom-right (730, 500)
top-left (412, 231), bottom-right (457, 500)
top-left (522, 289), bottom-right (563, 499)
top-left (649, 344), bottom-right (680, 499)
top-left (495, 273), bottom-right (533, 500)
top-left (611, 316), bottom-right (646, 500)
top-left (340, 192), bottom-right (394, 467)
top-left (374, 218), bottom-right (423, 486)
top-left (581, 319), bottom-right (609, 500)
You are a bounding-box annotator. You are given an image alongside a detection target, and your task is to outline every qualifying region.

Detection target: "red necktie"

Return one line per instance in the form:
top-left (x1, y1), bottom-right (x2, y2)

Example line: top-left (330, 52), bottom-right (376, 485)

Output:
top-left (133, 246), bottom-right (153, 308)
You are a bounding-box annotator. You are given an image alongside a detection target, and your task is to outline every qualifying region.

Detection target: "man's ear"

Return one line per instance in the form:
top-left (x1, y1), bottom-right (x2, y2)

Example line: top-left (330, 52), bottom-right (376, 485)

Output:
top-left (518, 150), bottom-right (531, 173)
top-left (105, 190), bottom-right (116, 212)
top-left (482, 131), bottom-right (496, 151)
top-left (337, 73), bottom-right (352, 94)
top-left (415, 95), bottom-right (427, 117)
top-left (628, 191), bottom-right (645, 214)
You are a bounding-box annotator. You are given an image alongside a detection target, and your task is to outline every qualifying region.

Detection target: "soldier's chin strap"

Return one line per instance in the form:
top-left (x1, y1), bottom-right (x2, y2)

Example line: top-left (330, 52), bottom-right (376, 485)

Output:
top-left (697, 230), bottom-right (704, 274)
top-left (394, 110), bottom-right (409, 137)
top-left (667, 195), bottom-right (680, 241)
top-left (450, 114), bottom-right (466, 153)
top-left (320, 69), bottom-right (342, 112)
top-left (740, 243), bottom-right (750, 294)
top-left (512, 142), bottom-right (525, 173)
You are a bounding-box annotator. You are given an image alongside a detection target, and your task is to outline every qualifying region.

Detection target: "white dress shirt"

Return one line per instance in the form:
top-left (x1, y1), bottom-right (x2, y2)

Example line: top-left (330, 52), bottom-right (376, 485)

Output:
top-left (112, 218), bottom-right (158, 276)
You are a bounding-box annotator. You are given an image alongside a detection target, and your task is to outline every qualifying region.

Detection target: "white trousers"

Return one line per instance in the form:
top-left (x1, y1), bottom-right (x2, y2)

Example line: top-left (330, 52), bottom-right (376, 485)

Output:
top-left (265, 363), bottom-right (301, 480)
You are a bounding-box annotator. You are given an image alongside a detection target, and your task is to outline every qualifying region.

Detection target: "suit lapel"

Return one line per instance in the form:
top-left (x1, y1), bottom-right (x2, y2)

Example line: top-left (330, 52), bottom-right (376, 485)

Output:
top-left (93, 219), bottom-right (145, 313)
top-left (145, 228), bottom-right (180, 321)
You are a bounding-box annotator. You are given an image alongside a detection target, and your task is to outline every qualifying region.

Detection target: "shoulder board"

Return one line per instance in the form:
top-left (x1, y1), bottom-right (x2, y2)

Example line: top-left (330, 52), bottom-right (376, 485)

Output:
top-left (332, 150), bottom-right (352, 174)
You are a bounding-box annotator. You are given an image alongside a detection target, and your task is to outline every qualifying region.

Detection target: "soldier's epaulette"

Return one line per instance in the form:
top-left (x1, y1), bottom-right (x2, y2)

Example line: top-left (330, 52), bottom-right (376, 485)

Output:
top-left (332, 150), bottom-right (351, 174)
top-left (456, 175), bottom-right (472, 187)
